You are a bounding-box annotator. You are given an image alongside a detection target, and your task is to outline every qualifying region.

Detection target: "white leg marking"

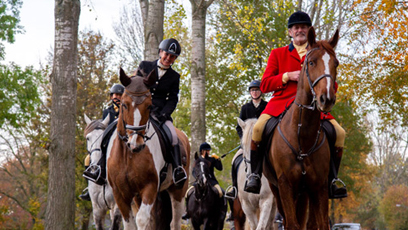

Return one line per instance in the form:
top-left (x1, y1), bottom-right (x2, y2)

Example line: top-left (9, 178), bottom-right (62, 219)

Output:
top-left (136, 202), bottom-right (153, 229)
top-left (322, 52), bottom-right (332, 100)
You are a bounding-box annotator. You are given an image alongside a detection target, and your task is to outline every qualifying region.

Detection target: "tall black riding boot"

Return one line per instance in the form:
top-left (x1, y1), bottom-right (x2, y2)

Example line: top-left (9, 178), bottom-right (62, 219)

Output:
top-left (329, 147), bottom-right (347, 199)
top-left (172, 144), bottom-right (187, 187)
top-left (244, 140), bottom-right (262, 194)
top-left (79, 166), bottom-right (91, 201)
top-left (226, 199), bottom-right (235, 222)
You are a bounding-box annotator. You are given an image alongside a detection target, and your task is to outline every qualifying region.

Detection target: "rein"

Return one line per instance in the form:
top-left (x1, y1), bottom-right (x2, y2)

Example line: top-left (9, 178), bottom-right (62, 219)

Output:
top-left (277, 47), bottom-right (332, 173)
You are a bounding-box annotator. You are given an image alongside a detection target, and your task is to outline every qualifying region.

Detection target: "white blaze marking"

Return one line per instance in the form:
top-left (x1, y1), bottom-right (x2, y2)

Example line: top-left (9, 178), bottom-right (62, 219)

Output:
top-left (130, 109), bottom-right (142, 146)
top-left (322, 52), bottom-right (332, 100)
top-left (136, 202), bottom-right (153, 229)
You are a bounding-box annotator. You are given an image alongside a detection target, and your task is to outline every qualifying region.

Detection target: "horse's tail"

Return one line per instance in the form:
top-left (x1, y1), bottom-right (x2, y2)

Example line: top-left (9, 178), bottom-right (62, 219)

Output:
top-left (154, 190), bottom-right (172, 230)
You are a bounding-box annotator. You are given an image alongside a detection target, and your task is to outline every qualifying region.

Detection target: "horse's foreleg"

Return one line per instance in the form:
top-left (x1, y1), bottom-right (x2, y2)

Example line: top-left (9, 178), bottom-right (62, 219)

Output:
top-left (241, 200), bottom-right (258, 230)
top-left (278, 175), bottom-right (301, 230)
top-left (109, 205), bottom-right (122, 230)
top-left (136, 184), bottom-right (157, 230)
top-left (308, 190), bottom-right (329, 230)
top-left (257, 195), bottom-right (274, 230)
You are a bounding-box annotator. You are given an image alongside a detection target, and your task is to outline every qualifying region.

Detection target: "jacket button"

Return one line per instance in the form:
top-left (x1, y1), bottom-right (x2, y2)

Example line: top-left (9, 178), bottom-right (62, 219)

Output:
top-left (166, 97), bottom-right (168, 100)
top-left (156, 81), bottom-right (159, 84)
top-left (152, 93), bottom-right (155, 96)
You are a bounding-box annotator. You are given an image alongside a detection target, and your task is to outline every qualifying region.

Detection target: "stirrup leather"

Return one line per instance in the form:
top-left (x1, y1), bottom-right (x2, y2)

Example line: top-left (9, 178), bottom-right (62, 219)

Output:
top-left (173, 166), bottom-right (187, 185)
top-left (225, 185), bottom-right (237, 199)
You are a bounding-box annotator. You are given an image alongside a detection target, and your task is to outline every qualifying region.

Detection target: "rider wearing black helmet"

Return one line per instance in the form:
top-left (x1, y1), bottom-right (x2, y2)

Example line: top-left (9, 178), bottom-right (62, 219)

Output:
top-left (103, 84), bottom-right (125, 124)
top-left (236, 80), bottom-right (267, 139)
top-left (79, 83), bottom-right (124, 201)
top-left (136, 38), bottom-right (187, 187)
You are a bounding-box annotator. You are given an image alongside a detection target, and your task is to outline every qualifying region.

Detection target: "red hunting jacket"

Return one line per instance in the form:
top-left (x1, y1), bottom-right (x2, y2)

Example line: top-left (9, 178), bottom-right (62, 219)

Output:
top-left (260, 42), bottom-right (336, 120)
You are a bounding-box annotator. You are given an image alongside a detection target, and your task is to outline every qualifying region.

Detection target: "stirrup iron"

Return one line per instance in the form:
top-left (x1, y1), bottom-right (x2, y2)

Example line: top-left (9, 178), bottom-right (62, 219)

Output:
top-left (173, 166), bottom-right (187, 185)
top-left (225, 185), bottom-right (237, 199)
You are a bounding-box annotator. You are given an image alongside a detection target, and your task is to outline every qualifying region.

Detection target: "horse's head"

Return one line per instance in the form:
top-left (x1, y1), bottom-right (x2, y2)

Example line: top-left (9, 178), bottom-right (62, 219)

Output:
top-left (300, 26), bottom-right (339, 113)
top-left (237, 117), bottom-right (257, 158)
top-left (118, 68), bottom-right (156, 153)
top-left (192, 152), bottom-right (212, 199)
top-left (84, 114), bottom-right (109, 164)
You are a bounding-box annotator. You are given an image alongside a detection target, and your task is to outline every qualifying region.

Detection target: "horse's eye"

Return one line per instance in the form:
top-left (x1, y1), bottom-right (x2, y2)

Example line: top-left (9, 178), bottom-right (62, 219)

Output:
top-left (309, 61), bottom-right (314, 66)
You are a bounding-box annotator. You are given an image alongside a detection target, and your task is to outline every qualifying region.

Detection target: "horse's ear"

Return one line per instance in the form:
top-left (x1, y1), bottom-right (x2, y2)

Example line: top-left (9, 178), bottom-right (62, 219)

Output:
top-left (143, 69), bottom-right (157, 87)
top-left (307, 26), bottom-right (316, 48)
top-left (329, 29), bottom-right (339, 49)
top-left (120, 67), bottom-right (132, 87)
top-left (102, 114), bottom-right (110, 127)
top-left (237, 118), bottom-right (246, 130)
top-left (84, 114), bottom-right (91, 125)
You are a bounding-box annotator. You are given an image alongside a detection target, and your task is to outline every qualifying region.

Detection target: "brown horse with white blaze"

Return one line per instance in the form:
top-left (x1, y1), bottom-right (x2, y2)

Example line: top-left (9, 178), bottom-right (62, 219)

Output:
top-left (107, 68), bottom-right (190, 230)
top-left (263, 27), bottom-right (340, 230)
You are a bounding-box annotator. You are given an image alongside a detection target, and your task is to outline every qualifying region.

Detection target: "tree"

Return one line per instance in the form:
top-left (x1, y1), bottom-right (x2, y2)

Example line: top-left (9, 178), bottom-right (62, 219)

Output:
top-left (379, 184), bottom-right (408, 230)
top-left (189, 0), bottom-right (215, 156)
top-left (113, 1), bottom-right (144, 70)
top-left (143, 0), bottom-right (164, 61)
top-left (45, 0), bottom-right (80, 229)
top-left (0, 0), bottom-right (23, 59)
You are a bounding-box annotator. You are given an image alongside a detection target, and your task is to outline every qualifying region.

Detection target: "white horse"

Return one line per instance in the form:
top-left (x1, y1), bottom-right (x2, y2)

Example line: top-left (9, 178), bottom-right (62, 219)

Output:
top-left (84, 114), bottom-right (122, 230)
top-left (234, 118), bottom-right (276, 230)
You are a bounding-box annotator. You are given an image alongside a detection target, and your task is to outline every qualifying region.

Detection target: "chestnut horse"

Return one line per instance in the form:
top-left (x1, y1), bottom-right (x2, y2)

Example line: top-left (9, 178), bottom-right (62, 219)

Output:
top-left (263, 27), bottom-right (339, 230)
top-left (107, 68), bottom-right (190, 230)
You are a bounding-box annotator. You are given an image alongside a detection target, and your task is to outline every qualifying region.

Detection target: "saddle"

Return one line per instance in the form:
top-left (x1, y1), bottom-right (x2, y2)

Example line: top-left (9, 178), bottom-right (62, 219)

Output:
top-left (149, 116), bottom-right (187, 184)
top-left (231, 152), bottom-right (244, 178)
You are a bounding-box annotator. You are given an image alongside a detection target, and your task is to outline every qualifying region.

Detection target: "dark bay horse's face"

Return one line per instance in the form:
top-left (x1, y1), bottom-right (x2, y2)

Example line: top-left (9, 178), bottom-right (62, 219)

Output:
top-left (118, 68), bottom-right (155, 153)
top-left (192, 153), bottom-right (212, 199)
top-left (303, 27), bottom-right (340, 113)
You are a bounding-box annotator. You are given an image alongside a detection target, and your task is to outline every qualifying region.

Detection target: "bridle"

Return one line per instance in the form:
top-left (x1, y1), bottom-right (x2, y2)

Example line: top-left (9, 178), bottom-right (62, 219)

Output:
top-left (117, 89), bottom-right (155, 145)
top-left (277, 47), bottom-right (336, 170)
top-left (87, 127), bottom-right (104, 156)
top-left (296, 47), bottom-right (335, 111)
top-left (194, 161), bottom-right (209, 201)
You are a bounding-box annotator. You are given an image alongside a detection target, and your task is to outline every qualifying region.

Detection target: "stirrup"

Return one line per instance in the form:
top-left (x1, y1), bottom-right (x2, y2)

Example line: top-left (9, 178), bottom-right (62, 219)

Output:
top-left (329, 178), bottom-right (347, 199)
top-left (225, 185), bottom-right (237, 199)
top-left (83, 165), bottom-right (105, 185)
top-left (173, 166), bottom-right (187, 185)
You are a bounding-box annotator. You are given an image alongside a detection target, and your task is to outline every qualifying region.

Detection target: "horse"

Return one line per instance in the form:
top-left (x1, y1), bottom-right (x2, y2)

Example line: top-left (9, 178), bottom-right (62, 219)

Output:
top-left (233, 118), bottom-right (275, 230)
top-left (107, 68), bottom-right (190, 230)
top-left (186, 152), bottom-right (227, 230)
top-left (262, 27), bottom-right (340, 230)
top-left (83, 114), bottom-right (122, 230)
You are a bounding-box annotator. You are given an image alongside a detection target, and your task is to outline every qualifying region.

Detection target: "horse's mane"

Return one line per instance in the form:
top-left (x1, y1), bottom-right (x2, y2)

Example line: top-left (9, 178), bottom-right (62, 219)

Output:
top-left (84, 119), bottom-right (107, 136)
top-left (241, 118), bottom-right (257, 157)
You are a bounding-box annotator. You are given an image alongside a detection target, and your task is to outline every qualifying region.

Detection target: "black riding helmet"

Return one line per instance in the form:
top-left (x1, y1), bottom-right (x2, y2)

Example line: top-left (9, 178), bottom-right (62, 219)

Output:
top-left (158, 38), bottom-right (181, 56)
top-left (288, 11), bottom-right (312, 28)
top-left (199, 142), bottom-right (211, 152)
top-left (110, 84), bottom-right (124, 96)
top-left (248, 80), bottom-right (261, 91)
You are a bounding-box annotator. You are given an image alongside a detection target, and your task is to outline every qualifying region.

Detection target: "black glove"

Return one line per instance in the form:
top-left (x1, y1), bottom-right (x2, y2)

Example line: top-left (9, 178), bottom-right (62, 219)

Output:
top-left (157, 113), bottom-right (167, 122)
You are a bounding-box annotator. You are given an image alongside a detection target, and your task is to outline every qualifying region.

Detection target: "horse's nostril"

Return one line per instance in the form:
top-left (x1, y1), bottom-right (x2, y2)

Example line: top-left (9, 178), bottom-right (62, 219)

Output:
top-left (320, 95), bottom-right (326, 104)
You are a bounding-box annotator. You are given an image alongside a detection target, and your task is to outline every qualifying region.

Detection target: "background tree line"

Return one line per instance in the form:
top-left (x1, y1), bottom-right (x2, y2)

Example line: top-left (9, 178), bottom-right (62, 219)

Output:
top-left (0, 0), bottom-right (407, 229)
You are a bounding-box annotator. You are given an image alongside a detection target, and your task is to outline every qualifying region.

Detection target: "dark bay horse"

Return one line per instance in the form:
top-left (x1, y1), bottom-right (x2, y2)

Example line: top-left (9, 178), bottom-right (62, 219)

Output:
top-left (107, 68), bottom-right (190, 230)
top-left (186, 152), bottom-right (227, 230)
top-left (263, 27), bottom-right (340, 230)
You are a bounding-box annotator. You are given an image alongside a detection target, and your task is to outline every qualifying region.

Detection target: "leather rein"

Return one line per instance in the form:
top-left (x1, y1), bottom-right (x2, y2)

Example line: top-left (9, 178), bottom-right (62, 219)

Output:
top-left (277, 47), bottom-right (335, 167)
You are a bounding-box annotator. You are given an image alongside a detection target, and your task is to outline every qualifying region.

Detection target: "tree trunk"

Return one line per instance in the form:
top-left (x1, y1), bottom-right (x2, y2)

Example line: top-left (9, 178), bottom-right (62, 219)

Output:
top-left (45, 0), bottom-right (80, 229)
top-left (189, 0), bottom-right (214, 171)
top-left (144, 0), bottom-right (164, 61)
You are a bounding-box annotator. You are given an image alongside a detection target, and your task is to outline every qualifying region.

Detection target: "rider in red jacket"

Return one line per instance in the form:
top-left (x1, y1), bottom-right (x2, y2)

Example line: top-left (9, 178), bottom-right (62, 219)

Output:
top-left (244, 11), bottom-right (347, 199)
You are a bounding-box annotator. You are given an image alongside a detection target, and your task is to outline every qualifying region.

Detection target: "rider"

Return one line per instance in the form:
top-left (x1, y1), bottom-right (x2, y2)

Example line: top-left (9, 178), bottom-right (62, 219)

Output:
top-left (136, 38), bottom-right (187, 187)
top-left (224, 80), bottom-right (267, 220)
top-left (244, 11), bottom-right (347, 199)
top-left (182, 142), bottom-right (223, 220)
top-left (80, 84), bottom-right (124, 201)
